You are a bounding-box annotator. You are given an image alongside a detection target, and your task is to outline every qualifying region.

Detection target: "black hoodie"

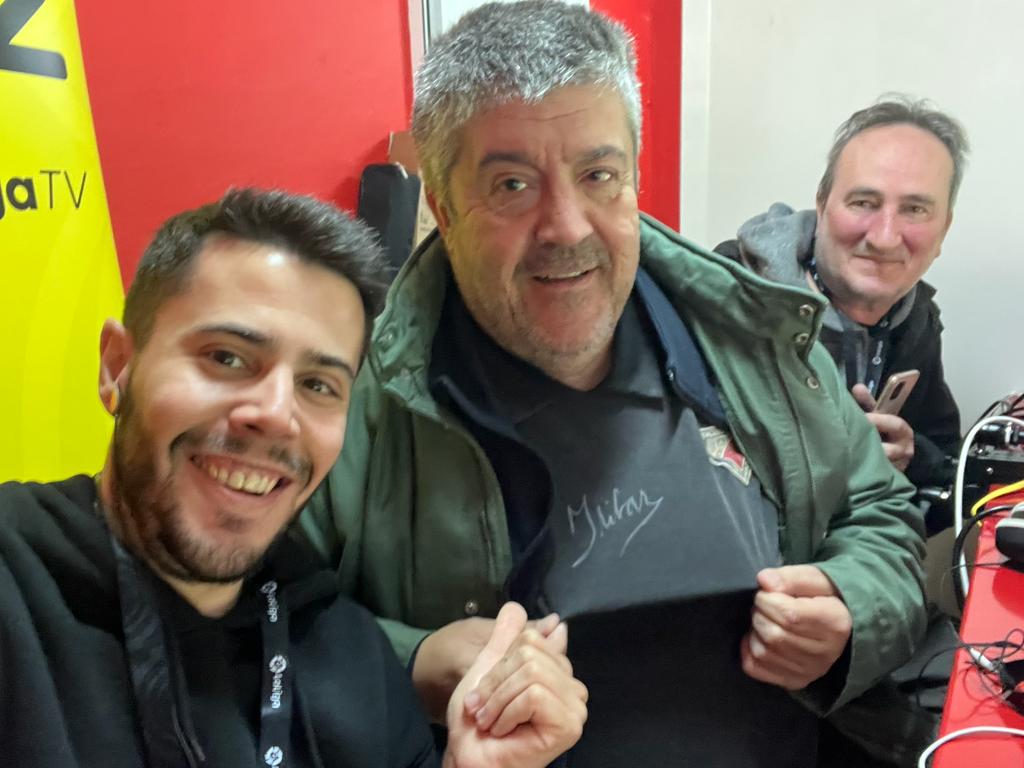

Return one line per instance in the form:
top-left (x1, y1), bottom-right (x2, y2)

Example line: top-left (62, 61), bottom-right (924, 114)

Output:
top-left (715, 203), bottom-right (961, 489)
top-left (0, 475), bottom-right (436, 767)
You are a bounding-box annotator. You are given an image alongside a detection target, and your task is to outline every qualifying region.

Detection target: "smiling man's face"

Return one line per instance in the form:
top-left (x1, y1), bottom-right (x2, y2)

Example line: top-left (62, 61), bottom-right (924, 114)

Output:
top-left (433, 84), bottom-right (640, 389)
top-left (814, 122), bottom-right (954, 324)
top-left (105, 236), bottom-right (365, 583)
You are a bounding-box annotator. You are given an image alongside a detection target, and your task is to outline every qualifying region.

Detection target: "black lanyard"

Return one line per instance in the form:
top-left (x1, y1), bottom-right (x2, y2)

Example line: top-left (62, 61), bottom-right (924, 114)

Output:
top-left (258, 580), bottom-right (294, 768)
top-left (808, 258), bottom-right (891, 397)
top-left (104, 503), bottom-right (295, 767)
top-left (837, 327), bottom-right (888, 397)
top-left (110, 532), bottom-right (205, 767)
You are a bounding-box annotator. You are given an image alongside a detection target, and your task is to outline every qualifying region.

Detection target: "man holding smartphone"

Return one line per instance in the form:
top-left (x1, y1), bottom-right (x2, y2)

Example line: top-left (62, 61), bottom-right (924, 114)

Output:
top-left (718, 96), bottom-right (968, 766)
top-left (716, 96), bottom-right (966, 489)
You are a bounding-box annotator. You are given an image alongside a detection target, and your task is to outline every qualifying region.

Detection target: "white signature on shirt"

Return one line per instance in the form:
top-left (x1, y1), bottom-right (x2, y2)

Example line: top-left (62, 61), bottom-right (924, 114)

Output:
top-left (567, 488), bottom-right (664, 567)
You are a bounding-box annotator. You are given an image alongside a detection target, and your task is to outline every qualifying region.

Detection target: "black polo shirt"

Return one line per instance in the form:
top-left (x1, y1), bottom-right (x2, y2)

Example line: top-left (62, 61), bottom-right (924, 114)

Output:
top-left (470, 291), bottom-right (817, 767)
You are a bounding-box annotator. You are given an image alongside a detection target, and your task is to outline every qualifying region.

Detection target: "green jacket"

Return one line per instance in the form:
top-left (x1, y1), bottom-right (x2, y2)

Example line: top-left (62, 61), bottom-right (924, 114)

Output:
top-left (299, 214), bottom-right (926, 713)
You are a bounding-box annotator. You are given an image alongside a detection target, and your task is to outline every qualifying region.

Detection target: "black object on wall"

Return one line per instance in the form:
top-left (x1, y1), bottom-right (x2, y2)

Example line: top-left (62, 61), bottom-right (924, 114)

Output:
top-left (357, 163), bottom-right (422, 278)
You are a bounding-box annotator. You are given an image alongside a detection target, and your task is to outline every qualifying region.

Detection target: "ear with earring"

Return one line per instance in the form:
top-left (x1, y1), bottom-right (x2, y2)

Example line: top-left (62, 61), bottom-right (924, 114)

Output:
top-left (108, 384), bottom-right (121, 416)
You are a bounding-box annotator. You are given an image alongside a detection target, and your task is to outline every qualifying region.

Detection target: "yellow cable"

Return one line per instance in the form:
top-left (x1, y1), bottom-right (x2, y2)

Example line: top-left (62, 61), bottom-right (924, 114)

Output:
top-left (970, 478), bottom-right (1024, 517)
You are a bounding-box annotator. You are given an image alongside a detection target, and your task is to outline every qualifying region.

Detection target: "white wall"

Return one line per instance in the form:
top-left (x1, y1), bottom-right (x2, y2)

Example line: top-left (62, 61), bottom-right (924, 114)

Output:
top-left (682, 0), bottom-right (1024, 429)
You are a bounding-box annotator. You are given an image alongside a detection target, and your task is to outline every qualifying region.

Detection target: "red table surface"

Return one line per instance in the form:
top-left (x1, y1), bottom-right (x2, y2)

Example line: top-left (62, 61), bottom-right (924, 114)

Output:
top-left (934, 500), bottom-right (1024, 767)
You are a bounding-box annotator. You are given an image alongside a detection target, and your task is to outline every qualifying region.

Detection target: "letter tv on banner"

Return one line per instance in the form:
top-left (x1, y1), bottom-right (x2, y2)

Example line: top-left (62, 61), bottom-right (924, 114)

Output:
top-left (1, 0), bottom-right (123, 480)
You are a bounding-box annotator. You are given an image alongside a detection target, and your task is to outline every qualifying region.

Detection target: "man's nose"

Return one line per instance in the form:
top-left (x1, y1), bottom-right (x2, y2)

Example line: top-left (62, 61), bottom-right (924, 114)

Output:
top-left (230, 367), bottom-right (300, 439)
top-left (535, 180), bottom-right (595, 247)
top-left (865, 210), bottom-right (903, 251)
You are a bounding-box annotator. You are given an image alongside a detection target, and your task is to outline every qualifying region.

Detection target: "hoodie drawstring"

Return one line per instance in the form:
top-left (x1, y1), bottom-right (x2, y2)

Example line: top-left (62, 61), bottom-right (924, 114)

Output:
top-left (109, 525), bottom-right (304, 768)
top-left (110, 533), bottom-right (205, 767)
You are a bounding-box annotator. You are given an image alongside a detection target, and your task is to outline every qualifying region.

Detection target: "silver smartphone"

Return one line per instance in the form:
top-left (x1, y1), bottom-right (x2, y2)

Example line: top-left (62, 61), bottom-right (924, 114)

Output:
top-left (874, 370), bottom-right (920, 416)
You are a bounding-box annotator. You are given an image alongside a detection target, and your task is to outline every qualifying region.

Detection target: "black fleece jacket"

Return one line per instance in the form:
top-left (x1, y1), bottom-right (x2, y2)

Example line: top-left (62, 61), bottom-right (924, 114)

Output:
top-left (716, 221), bottom-right (960, 489)
top-left (0, 476), bottom-right (436, 768)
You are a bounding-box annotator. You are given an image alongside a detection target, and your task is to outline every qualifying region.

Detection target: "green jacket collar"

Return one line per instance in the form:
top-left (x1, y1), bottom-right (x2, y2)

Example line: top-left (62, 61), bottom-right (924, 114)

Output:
top-left (369, 214), bottom-right (829, 407)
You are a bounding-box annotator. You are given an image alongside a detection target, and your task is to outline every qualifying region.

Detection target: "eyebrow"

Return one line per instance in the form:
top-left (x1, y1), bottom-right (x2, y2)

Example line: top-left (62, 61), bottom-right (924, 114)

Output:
top-left (576, 145), bottom-right (629, 165)
top-left (194, 323), bottom-right (357, 380)
top-left (477, 144), bottom-right (629, 171)
top-left (900, 193), bottom-right (937, 206)
top-left (845, 188), bottom-right (937, 206)
top-left (304, 351), bottom-right (357, 381)
top-left (478, 151), bottom-right (533, 170)
top-left (845, 187), bottom-right (882, 198)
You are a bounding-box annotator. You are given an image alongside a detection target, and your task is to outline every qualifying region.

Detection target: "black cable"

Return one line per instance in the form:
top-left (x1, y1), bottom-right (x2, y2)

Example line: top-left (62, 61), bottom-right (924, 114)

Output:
top-left (979, 398), bottom-right (1007, 419)
top-left (978, 394), bottom-right (1024, 421)
top-left (957, 629), bottom-right (1024, 714)
top-left (907, 621), bottom-right (1024, 712)
top-left (946, 560), bottom-right (1007, 587)
top-left (951, 504), bottom-right (1015, 613)
top-left (1007, 393), bottom-right (1024, 417)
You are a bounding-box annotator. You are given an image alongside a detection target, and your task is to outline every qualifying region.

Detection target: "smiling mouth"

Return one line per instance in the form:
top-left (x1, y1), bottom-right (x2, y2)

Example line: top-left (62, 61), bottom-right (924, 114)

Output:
top-left (534, 267), bottom-right (595, 283)
top-left (190, 455), bottom-right (291, 496)
top-left (854, 253), bottom-right (903, 265)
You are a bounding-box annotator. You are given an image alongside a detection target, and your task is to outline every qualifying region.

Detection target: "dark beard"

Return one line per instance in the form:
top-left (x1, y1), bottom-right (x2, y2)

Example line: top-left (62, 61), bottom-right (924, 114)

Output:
top-left (108, 382), bottom-right (290, 584)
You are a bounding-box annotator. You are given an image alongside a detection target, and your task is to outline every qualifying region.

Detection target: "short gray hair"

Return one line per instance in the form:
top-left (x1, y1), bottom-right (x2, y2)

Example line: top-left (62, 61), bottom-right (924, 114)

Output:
top-left (816, 95), bottom-right (970, 208)
top-left (412, 0), bottom-right (640, 212)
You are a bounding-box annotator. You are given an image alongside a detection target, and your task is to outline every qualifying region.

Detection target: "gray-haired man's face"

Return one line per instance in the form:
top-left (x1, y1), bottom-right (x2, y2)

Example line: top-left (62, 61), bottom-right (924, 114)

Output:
top-left (431, 84), bottom-right (641, 386)
top-left (815, 123), bottom-right (953, 323)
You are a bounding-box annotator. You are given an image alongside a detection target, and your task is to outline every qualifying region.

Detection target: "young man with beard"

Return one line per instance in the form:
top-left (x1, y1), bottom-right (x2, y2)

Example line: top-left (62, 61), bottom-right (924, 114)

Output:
top-left (0, 188), bottom-right (587, 768)
top-left (300, 2), bottom-right (927, 766)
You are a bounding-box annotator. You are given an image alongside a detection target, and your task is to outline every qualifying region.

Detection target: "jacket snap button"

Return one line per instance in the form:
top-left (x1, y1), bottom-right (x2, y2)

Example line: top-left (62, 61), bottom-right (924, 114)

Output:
top-left (805, 375), bottom-right (820, 390)
top-left (793, 332), bottom-right (810, 345)
top-left (463, 600), bottom-right (479, 617)
top-left (666, 369), bottom-right (676, 382)
top-left (798, 304), bottom-right (815, 318)
top-left (380, 329), bottom-right (395, 346)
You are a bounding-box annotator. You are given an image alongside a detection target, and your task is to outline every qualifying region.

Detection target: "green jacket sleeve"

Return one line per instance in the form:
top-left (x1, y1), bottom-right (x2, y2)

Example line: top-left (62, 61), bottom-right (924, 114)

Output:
top-left (297, 366), bottom-right (433, 667)
top-left (799, 350), bottom-right (928, 714)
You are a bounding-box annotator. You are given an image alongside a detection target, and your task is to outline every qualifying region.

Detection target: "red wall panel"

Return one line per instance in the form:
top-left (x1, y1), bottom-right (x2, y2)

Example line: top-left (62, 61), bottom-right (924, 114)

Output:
top-left (76, 1), bottom-right (413, 285)
top-left (591, 0), bottom-right (681, 230)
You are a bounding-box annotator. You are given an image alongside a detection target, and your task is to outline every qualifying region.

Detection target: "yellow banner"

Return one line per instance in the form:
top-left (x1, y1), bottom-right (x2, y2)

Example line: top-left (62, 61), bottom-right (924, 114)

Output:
top-left (0, 0), bottom-right (123, 481)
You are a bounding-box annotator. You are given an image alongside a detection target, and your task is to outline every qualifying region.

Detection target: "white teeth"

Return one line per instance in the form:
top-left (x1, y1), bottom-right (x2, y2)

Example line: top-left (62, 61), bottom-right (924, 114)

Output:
top-left (243, 474), bottom-right (268, 494)
top-left (198, 458), bottom-right (279, 495)
top-left (540, 268), bottom-right (587, 280)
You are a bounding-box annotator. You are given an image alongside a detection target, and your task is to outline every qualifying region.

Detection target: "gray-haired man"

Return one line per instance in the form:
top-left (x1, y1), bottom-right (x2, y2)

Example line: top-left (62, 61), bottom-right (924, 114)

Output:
top-left (716, 98), bottom-right (966, 492)
top-left (715, 96), bottom-right (970, 767)
top-left (302, 3), bottom-right (927, 765)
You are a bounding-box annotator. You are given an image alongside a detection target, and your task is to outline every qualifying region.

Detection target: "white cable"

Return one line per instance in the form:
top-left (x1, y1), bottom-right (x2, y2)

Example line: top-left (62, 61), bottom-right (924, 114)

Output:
top-left (964, 645), bottom-right (998, 673)
top-left (918, 725), bottom-right (1024, 767)
top-left (953, 416), bottom-right (1024, 600)
top-left (932, 416), bottom-right (1024, 767)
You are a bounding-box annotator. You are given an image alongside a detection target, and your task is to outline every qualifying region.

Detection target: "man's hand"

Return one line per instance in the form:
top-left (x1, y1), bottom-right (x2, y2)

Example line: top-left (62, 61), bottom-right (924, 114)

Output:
top-left (851, 383), bottom-right (915, 472)
top-left (443, 602), bottom-right (588, 768)
top-left (413, 612), bottom-right (561, 722)
top-left (740, 565), bottom-right (852, 691)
